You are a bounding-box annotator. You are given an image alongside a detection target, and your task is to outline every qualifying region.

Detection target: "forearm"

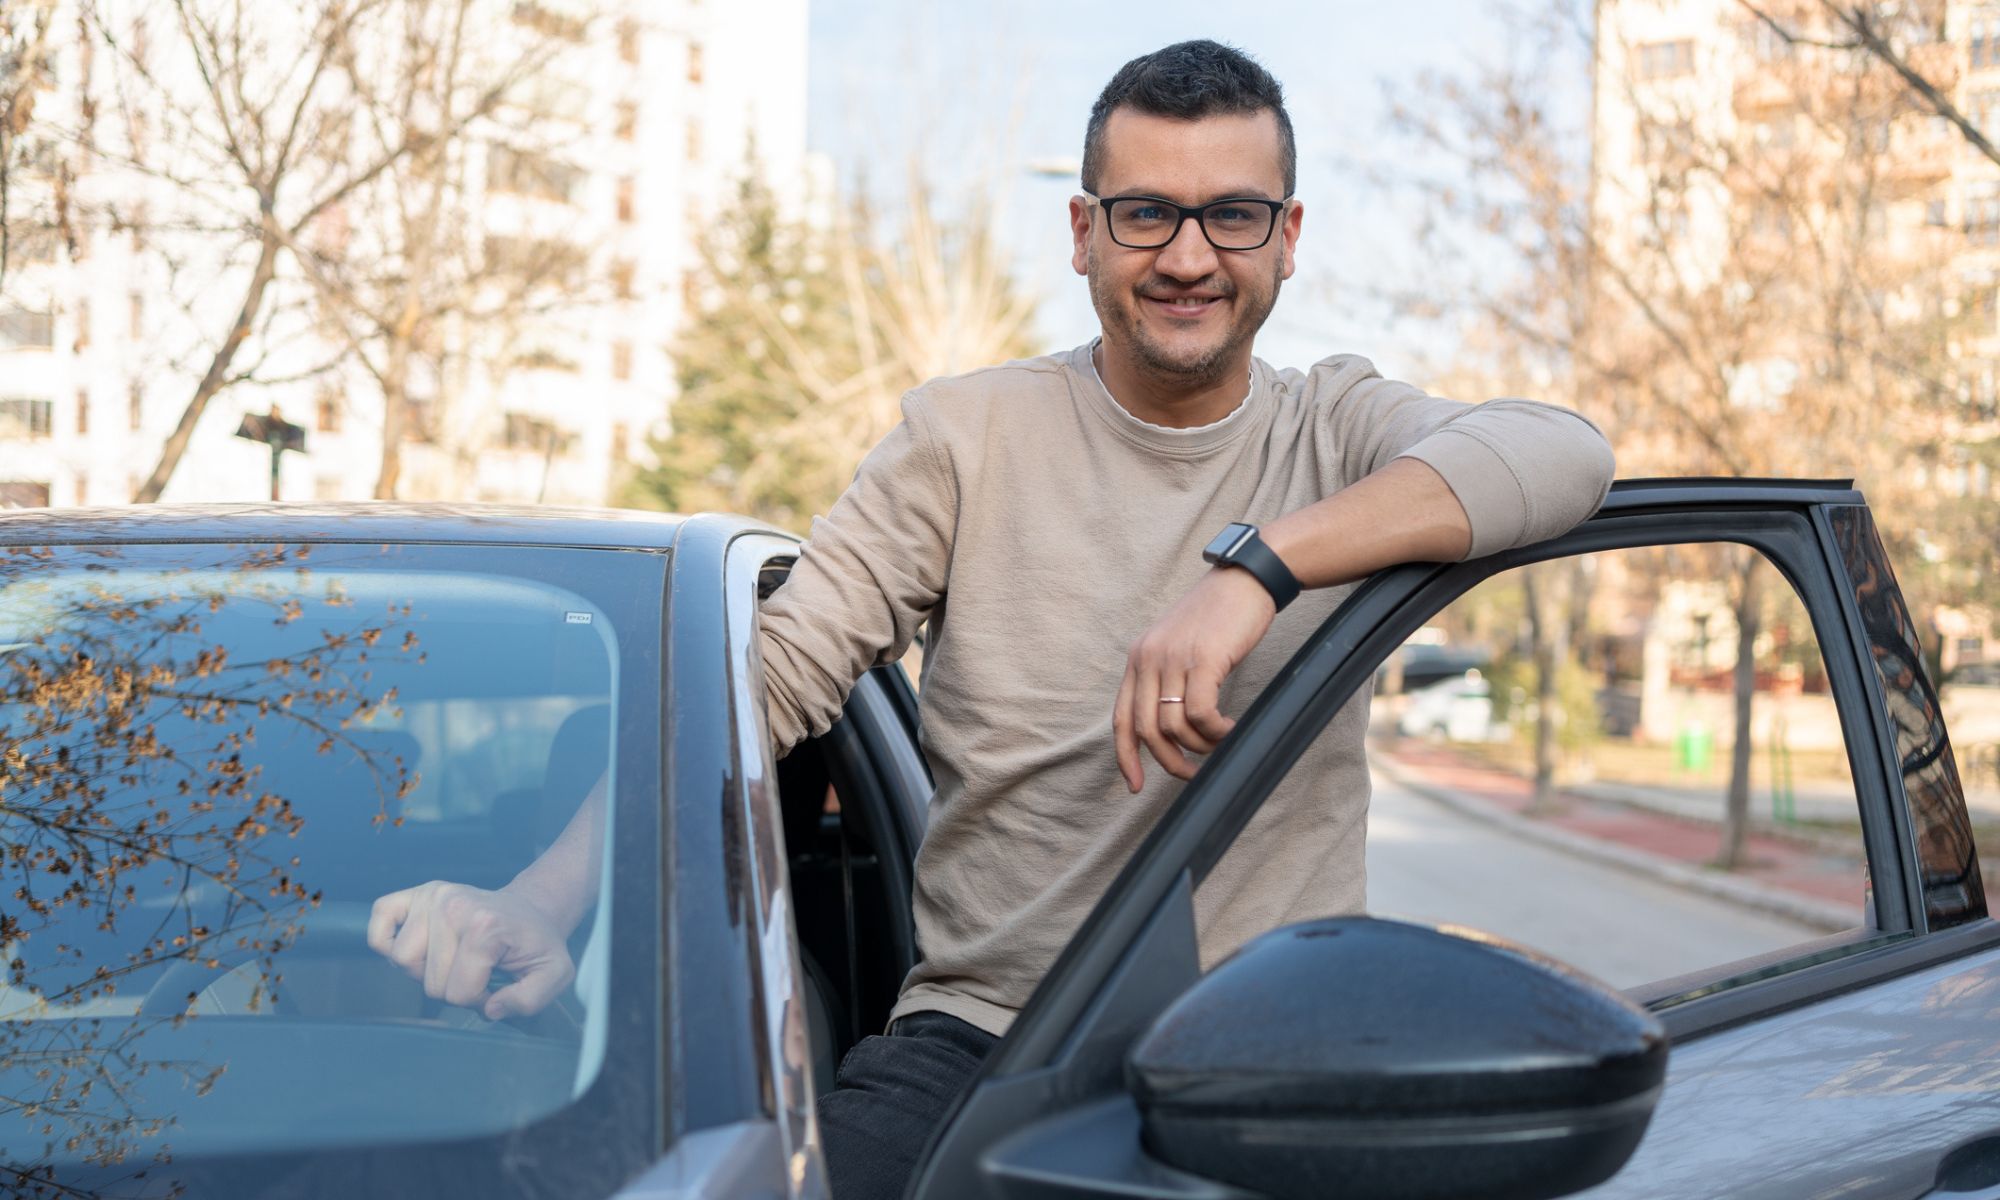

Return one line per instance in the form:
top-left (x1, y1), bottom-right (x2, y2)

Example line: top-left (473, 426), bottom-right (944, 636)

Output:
top-left (502, 772), bottom-right (606, 934)
top-left (1261, 457), bottom-right (1472, 589)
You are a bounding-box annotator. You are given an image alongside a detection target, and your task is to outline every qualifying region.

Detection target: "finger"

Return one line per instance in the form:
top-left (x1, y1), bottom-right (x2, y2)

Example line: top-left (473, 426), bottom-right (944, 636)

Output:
top-left (1113, 664), bottom-right (1142, 792)
top-left (443, 935), bottom-right (501, 1009)
top-left (1155, 668), bottom-right (1217, 759)
top-left (1132, 663), bottom-right (1194, 782)
top-left (367, 889), bottom-right (412, 957)
top-left (485, 952), bottom-right (576, 1020)
top-left (1182, 661), bottom-right (1237, 745)
top-left (387, 902), bottom-right (432, 981)
top-left (423, 911), bottom-right (460, 1001)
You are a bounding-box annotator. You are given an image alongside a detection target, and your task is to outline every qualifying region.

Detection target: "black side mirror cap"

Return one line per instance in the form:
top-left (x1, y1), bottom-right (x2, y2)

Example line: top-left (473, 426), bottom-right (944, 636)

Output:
top-left (1127, 916), bottom-right (1668, 1200)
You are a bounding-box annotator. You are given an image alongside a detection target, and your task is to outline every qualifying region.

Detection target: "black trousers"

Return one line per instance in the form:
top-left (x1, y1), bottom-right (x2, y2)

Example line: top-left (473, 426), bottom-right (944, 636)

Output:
top-left (817, 1010), bottom-right (1000, 1200)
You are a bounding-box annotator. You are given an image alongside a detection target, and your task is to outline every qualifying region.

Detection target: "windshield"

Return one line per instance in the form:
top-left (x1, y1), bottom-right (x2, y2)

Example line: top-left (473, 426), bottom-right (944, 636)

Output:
top-left (0, 539), bottom-right (665, 1200)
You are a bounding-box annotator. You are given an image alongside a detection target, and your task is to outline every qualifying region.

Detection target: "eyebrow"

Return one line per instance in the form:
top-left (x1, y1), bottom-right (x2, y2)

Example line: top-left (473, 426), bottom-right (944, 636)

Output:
top-left (1105, 188), bottom-right (1284, 204)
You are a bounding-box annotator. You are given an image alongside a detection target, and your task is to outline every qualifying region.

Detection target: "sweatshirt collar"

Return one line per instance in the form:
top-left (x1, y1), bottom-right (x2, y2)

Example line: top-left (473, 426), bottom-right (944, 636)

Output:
top-left (1070, 340), bottom-right (1264, 456)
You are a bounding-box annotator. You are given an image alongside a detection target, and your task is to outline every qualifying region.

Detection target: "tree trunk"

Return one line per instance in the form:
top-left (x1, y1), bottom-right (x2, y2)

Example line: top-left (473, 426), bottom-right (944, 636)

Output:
top-left (1525, 564), bottom-right (1561, 812)
top-left (375, 340), bottom-right (407, 499)
top-left (132, 221), bottom-right (282, 503)
top-left (375, 292), bottom-right (426, 499)
top-left (1717, 553), bottom-right (1763, 869)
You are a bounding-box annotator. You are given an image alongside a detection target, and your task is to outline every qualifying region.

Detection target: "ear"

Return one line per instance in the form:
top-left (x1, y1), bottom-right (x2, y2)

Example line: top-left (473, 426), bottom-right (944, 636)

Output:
top-left (1278, 199), bottom-right (1304, 281)
top-left (1070, 195), bottom-right (1092, 276)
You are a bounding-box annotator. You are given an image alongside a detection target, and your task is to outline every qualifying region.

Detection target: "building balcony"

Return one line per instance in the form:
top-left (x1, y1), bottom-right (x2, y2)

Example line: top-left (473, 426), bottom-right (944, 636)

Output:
top-left (1886, 131), bottom-right (1959, 187)
top-left (1733, 71), bottom-right (1796, 116)
top-left (1907, 40), bottom-right (1960, 93)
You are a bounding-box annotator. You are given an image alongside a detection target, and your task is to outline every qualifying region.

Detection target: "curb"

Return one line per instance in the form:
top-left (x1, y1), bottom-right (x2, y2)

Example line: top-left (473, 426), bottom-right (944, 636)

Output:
top-left (1374, 756), bottom-right (1854, 934)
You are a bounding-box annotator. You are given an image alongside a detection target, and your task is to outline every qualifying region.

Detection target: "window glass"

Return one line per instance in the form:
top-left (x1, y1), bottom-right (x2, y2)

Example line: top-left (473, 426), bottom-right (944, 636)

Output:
top-left (1368, 544), bottom-right (1871, 992)
top-left (1194, 541), bottom-right (1879, 1006)
top-left (0, 540), bottom-right (658, 1181)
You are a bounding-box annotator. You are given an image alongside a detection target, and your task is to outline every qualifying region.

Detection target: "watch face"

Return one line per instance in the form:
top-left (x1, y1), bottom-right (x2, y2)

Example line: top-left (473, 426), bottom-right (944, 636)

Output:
top-left (1204, 523), bottom-right (1255, 562)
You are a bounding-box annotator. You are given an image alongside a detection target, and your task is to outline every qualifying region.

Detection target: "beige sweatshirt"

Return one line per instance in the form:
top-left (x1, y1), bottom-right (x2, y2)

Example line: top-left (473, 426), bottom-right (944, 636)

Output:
top-left (759, 342), bottom-right (1616, 1036)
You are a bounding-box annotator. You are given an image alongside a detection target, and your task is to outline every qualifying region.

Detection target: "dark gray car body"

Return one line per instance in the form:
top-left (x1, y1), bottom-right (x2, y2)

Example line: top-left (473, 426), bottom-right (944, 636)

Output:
top-left (5, 480), bottom-right (1998, 1200)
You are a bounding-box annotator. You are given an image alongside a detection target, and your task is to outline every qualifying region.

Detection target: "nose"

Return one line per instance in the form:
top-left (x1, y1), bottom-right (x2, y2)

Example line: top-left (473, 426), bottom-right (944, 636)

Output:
top-left (1154, 213), bottom-right (1219, 282)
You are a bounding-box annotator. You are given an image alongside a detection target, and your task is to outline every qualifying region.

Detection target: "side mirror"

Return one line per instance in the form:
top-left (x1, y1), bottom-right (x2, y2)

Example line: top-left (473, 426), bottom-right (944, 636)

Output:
top-left (1127, 917), bottom-right (1666, 1200)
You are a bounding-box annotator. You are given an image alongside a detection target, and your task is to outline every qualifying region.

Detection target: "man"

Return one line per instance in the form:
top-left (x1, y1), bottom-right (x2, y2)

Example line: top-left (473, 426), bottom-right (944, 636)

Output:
top-left (369, 39), bottom-right (1614, 1200)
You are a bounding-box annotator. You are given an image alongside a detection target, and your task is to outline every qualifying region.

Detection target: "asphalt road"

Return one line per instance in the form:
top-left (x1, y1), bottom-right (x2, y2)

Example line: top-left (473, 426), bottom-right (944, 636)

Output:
top-left (1365, 769), bottom-right (1824, 990)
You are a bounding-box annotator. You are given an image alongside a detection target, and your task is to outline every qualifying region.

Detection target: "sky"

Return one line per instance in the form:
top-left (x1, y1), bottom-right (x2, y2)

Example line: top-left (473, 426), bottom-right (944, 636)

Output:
top-left (805, 0), bottom-right (1584, 382)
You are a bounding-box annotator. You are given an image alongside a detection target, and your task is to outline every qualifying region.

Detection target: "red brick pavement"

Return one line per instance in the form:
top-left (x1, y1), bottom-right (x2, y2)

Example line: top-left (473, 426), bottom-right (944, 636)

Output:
top-left (1378, 742), bottom-right (1868, 911)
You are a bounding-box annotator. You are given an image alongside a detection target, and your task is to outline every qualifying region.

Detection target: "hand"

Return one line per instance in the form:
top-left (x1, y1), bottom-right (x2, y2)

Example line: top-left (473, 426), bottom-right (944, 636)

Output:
top-left (1113, 566), bottom-right (1276, 791)
top-left (367, 880), bottom-right (576, 1020)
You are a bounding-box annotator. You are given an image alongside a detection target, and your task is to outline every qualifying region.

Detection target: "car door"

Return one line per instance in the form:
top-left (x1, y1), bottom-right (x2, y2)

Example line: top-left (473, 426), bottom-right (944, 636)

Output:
top-left (908, 479), bottom-right (2000, 1200)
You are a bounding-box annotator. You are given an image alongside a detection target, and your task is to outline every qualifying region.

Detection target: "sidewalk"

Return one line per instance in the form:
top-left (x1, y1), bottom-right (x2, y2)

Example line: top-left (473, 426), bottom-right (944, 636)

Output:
top-left (1373, 740), bottom-right (1863, 932)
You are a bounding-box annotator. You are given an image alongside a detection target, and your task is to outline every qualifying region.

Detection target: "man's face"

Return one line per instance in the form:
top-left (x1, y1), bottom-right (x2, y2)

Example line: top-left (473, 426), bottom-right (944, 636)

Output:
top-left (1070, 107), bottom-right (1303, 388)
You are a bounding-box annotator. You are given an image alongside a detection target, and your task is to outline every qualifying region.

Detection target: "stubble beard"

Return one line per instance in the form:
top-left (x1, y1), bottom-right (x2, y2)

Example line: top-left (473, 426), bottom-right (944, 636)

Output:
top-left (1087, 247), bottom-right (1285, 391)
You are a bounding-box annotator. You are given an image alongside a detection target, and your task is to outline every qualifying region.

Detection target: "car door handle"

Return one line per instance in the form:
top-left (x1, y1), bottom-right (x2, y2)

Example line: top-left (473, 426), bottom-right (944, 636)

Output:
top-left (1924, 1135), bottom-right (2000, 1197)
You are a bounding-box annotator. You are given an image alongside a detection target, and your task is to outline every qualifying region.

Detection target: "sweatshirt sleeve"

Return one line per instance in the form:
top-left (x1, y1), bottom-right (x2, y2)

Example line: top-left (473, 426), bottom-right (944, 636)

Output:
top-left (758, 393), bottom-right (955, 754)
top-left (1317, 369), bottom-right (1616, 560)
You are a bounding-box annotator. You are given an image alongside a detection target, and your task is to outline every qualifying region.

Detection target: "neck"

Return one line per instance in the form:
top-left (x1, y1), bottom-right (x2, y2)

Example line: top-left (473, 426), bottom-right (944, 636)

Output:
top-left (1093, 340), bottom-right (1251, 428)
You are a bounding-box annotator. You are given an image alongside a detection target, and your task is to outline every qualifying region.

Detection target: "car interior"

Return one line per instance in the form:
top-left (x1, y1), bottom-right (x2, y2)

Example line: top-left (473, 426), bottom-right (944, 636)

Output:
top-left (775, 692), bottom-right (922, 1091)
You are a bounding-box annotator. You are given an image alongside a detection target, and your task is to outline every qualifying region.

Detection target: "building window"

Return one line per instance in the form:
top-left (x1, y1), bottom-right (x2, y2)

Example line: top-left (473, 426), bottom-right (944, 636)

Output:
top-left (1930, 198), bottom-right (1951, 227)
top-left (1976, 13), bottom-right (2000, 70)
top-left (0, 398), bottom-right (54, 438)
top-left (1968, 181), bottom-right (2000, 245)
top-left (487, 143), bottom-right (583, 203)
top-left (1637, 39), bottom-right (1695, 80)
top-left (611, 422), bottom-right (629, 464)
top-left (611, 258), bottom-right (636, 299)
top-left (1739, 19), bottom-right (1796, 62)
top-left (0, 304), bottom-right (53, 349)
top-left (72, 298), bottom-right (89, 351)
top-left (75, 389), bottom-right (88, 435)
top-left (316, 391), bottom-right (342, 433)
top-left (615, 100), bottom-right (637, 141)
top-left (510, 1), bottom-right (586, 40)
top-left (611, 340), bottom-right (633, 381)
top-left (129, 291), bottom-right (144, 338)
top-left (128, 382), bottom-right (143, 432)
top-left (687, 41), bottom-right (703, 85)
top-left (616, 177), bottom-right (635, 223)
top-left (617, 18), bottom-right (639, 65)
top-left (501, 411), bottom-right (561, 451)
top-left (0, 481), bottom-right (50, 508)
top-left (685, 118), bottom-right (701, 163)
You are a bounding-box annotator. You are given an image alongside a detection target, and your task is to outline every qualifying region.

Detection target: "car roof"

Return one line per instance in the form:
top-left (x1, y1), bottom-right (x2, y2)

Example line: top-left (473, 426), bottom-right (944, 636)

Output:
top-left (0, 501), bottom-right (689, 551)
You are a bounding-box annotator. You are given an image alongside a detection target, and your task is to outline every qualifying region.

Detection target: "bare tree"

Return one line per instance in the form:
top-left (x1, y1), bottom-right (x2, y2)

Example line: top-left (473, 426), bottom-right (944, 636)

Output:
top-left (1383, 0), bottom-right (1960, 865)
top-left (279, 0), bottom-right (598, 499)
top-left (45, 0), bottom-right (564, 503)
top-left (1741, 2), bottom-right (2000, 166)
top-left (0, 0), bottom-right (58, 296)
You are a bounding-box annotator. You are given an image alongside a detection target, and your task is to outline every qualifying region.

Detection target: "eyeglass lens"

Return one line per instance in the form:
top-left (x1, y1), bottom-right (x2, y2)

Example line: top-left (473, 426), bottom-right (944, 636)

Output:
top-left (1106, 199), bottom-right (1277, 250)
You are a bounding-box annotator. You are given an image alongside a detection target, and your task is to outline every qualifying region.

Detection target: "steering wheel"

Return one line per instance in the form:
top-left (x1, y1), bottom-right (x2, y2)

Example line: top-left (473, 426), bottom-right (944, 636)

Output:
top-left (136, 900), bottom-right (583, 1040)
top-left (137, 900), bottom-right (376, 1017)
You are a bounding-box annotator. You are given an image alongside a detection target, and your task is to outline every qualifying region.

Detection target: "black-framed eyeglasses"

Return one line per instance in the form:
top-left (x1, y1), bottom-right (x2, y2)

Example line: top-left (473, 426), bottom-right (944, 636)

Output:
top-left (1081, 190), bottom-right (1290, 251)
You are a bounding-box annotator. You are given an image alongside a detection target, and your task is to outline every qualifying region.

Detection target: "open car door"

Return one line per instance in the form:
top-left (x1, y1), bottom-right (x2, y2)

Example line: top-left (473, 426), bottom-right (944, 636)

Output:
top-left (908, 479), bottom-right (2000, 1200)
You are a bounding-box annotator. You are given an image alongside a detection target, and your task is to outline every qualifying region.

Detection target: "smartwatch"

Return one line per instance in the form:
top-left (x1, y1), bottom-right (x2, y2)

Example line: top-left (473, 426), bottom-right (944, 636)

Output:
top-left (1202, 522), bottom-right (1301, 612)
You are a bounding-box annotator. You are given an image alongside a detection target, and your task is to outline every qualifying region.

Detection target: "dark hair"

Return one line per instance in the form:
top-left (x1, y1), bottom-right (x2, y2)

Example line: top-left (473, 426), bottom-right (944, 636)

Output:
top-left (1081, 40), bottom-right (1295, 198)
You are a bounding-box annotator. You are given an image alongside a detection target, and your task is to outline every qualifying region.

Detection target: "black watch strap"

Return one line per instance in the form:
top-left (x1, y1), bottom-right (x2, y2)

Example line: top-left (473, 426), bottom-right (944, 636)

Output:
top-left (1202, 522), bottom-right (1302, 612)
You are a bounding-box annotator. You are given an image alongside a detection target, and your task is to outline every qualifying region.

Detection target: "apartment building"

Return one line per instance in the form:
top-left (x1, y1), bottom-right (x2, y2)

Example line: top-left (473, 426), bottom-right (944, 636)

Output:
top-left (0, 0), bottom-right (807, 507)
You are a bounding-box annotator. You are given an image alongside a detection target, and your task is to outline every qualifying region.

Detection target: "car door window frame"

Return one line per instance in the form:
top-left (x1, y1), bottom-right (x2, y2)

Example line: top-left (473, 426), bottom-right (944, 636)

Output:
top-left (910, 480), bottom-right (2000, 1200)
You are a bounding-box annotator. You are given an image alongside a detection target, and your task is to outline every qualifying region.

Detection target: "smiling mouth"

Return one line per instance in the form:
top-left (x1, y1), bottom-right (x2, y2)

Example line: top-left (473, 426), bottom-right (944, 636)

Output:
top-left (1146, 296), bottom-right (1225, 317)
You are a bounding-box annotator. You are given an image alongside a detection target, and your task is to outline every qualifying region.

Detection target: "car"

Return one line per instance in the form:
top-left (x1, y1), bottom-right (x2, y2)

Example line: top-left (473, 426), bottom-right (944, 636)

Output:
top-left (0, 478), bottom-right (1994, 1200)
top-left (1394, 668), bottom-right (1504, 742)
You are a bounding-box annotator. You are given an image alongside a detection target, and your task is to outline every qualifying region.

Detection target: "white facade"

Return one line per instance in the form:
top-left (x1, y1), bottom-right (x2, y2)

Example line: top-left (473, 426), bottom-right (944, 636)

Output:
top-left (0, 0), bottom-right (809, 507)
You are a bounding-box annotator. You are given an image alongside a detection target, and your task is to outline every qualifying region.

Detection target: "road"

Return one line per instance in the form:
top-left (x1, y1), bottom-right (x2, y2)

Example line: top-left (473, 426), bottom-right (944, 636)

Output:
top-left (1365, 769), bottom-right (1825, 990)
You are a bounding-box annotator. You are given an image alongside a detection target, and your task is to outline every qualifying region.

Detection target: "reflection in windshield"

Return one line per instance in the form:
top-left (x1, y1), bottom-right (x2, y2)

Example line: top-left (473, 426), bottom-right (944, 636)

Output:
top-left (0, 541), bottom-right (624, 1198)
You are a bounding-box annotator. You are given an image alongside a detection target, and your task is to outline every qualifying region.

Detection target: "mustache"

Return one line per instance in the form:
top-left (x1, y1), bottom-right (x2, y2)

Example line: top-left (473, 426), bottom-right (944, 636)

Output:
top-left (1136, 278), bottom-right (1235, 299)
